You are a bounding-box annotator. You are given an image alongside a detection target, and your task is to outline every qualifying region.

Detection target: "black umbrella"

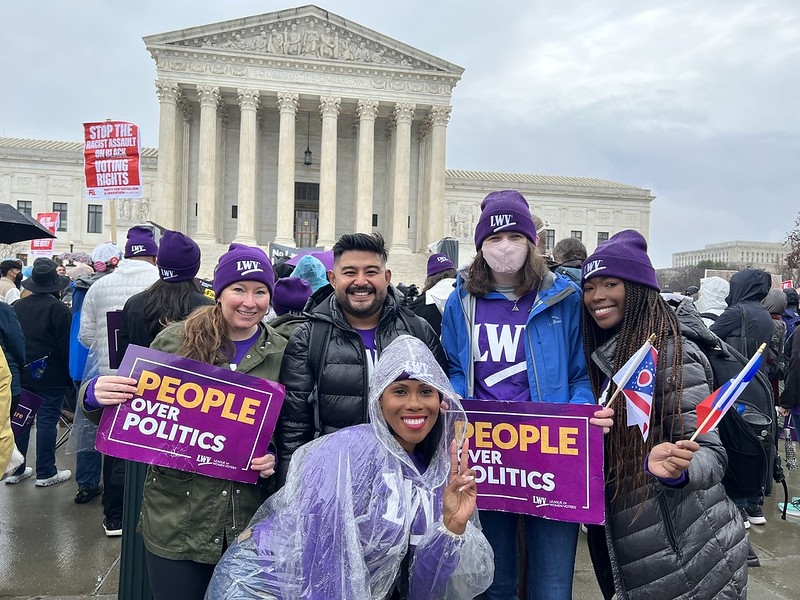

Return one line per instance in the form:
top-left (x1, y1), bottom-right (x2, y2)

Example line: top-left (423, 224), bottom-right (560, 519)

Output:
top-left (0, 202), bottom-right (57, 244)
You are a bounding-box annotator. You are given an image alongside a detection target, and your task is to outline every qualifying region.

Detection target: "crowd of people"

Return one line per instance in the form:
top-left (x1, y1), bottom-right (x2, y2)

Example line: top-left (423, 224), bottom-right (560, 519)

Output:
top-left (1, 188), bottom-right (798, 599)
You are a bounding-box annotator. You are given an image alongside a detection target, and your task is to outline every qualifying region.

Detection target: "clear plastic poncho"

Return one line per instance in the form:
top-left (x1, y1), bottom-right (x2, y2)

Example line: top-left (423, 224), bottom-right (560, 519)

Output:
top-left (206, 335), bottom-right (494, 599)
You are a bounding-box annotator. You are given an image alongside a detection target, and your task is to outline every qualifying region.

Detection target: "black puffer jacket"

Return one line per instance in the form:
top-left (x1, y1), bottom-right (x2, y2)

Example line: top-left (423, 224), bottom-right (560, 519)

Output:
top-left (588, 297), bottom-right (748, 600)
top-left (276, 287), bottom-right (446, 484)
top-left (14, 293), bottom-right (72, 390)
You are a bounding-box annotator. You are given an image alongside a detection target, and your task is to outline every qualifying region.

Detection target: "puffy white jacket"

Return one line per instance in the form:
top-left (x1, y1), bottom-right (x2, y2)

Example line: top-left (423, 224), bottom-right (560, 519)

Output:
top-left (79, 258), bottom-right (158, 378)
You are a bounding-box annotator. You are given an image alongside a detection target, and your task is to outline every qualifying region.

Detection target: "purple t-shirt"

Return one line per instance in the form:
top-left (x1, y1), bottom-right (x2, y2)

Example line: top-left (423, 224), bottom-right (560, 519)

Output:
top-left (355, 327), bottom-right (378, 382)
top-left (473, 291), bottom-right (536, 402)
top-left (230, 329), bottom-right (261, 370)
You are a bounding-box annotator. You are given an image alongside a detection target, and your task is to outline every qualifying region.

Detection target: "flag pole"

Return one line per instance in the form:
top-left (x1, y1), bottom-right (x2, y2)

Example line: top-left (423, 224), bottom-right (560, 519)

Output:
top-left (603, 334), bottom-right (656, 409)
top-left (689, 342), bottom-right (766, 442)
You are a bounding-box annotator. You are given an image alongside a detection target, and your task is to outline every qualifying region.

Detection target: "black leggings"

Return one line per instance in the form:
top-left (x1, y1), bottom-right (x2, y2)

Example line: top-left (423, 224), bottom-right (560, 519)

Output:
top-left (145, 551), bottom-right (216, 600)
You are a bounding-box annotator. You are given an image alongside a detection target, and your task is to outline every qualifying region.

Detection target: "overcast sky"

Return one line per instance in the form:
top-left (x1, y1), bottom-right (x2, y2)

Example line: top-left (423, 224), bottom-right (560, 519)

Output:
top-left (2, 0), bottom-right (798, 267)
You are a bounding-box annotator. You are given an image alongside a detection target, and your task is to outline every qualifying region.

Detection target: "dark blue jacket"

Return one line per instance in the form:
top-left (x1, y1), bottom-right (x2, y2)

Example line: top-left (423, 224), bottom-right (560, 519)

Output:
top-left (0, 302), bottom-right (25, 396)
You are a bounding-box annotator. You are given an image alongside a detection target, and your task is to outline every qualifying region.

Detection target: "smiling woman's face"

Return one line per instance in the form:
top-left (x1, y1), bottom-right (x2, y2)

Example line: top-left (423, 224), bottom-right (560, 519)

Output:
top-left (380, 379), bottom-right (440, 453)
top-left (583, 276), bottom-right (626, 330)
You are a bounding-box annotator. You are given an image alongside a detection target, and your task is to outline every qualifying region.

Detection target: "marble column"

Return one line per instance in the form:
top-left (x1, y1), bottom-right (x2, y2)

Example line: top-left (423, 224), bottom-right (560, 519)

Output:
top-left (317, 96), bottom-right (341, 248)
top-left (235, 88), bottom-right (260, 245)
top-left (427, 105), bottom-right (452, 245)
top-left (155, 81), bottom-right (180, 230)
top-left (195, 85), bottom-right (220, 241)
top-left (274, 92), bottom-right (299, 246)
top-left (389, 102), bottom-right (415, 252)
top-left (355, 99), bottom-right (379, 233)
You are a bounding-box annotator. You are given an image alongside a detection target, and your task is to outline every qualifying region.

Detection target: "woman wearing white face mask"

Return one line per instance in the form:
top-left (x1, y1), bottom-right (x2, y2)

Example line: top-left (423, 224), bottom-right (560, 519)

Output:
top-left (441, 190), bottom-right (608, 600)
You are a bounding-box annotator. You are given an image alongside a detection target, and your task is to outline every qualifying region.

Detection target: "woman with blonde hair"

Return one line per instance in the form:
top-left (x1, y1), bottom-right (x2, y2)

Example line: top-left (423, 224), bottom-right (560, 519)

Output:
top-left (84, 243), bottom-right (286, 600)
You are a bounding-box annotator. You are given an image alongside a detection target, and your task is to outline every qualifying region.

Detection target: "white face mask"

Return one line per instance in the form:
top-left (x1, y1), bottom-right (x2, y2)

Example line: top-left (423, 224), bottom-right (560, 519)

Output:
top-left (482, 238), bottom-right (528, 274)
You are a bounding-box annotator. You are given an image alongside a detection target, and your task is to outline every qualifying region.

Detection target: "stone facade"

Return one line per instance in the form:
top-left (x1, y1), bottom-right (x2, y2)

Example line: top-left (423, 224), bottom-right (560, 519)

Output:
top-left (0, 5), bottom-right (654, 284)
top-left (144, 5), bottom-right (462, 277)
top-left (672, 240), bottom-right (788, 274)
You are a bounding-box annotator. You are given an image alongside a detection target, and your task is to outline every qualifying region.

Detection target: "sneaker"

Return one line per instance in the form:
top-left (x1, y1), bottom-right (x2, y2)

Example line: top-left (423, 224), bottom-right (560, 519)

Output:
top-left (35, 469), bottom-right (72, 487)
top-left (778, 499), bottom-right (800, 517)
top-left (746, 505), bottom-right (767, 525)
top-left (74, 484), bottom-right (104, 504)
top-left (103, 519), bottom-right (123, 537)
top-left (4, 466), bottom-right (33, 485)
top-left (738, 506), bottom-right (751, 530)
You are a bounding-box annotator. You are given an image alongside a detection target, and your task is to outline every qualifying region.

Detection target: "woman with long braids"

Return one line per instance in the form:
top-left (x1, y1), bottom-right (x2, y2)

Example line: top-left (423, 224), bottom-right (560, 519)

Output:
top-left (580, 230), bottom-right (747, 599)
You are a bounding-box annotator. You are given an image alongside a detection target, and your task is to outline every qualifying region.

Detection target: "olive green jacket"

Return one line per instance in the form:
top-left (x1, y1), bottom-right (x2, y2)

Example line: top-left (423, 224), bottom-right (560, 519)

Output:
top-left (138, 321), bottom-right (287, 564)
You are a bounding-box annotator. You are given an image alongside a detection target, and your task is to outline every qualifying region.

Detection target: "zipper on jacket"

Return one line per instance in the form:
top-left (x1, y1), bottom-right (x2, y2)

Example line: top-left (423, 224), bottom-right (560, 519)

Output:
top-left (526, 324), bottom-right (542, 401)
top-left (657, 492), bottom-right (682, 559)
top-left (603, 500), bottom-right (629, 599)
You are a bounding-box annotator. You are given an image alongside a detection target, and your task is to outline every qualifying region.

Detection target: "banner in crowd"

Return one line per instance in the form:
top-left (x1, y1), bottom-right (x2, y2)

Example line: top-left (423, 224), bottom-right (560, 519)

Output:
top-left (11, 389), bottom-right (44, 435)
top-left (83, 121), bottom-right (143, 199)
top-left (96, 345), bottom-right (285, 483)
top-left (29, 212), bottom-right (59, 257)
top-left (460, 399), bottom-right (606, 525)
top-left (269, 242), bottom-right (322, 264)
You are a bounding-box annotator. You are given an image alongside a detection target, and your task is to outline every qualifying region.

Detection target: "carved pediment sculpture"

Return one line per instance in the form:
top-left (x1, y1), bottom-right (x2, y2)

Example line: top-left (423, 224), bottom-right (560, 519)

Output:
top-left (149, 6), bottom-right (461, 75)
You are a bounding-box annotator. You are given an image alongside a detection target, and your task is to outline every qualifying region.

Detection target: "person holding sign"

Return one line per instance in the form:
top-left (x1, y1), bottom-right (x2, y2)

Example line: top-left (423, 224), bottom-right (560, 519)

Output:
top-left (85, 243), bottom-right (287, 600)
top-left (580, 230), bottom-right (747, 599)
top-left (440, 190), bottom-right (608, 600)
top-left (206, 335), bottom-right (494, 599)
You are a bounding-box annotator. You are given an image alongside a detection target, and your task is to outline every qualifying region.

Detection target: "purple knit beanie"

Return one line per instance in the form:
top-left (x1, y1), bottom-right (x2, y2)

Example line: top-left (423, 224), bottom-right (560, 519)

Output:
top-left (581, 230), bottom-right (659, 290)
top-left (474, 190), bottom-right (538, 249)
top-left (427, 253), bottom-right (455, 277)
top-left (157, 230), bottom-right (201, 282)
top-left (272, 277), bottom-right (312, 315)
top-left (124, 226), bottom-right (158, 258)
top-left (213, 243), bottom-right (275, 297)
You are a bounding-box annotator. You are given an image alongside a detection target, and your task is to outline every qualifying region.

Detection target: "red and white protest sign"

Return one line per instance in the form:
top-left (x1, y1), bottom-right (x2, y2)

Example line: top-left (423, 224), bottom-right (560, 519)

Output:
top-left (83, 121), bottom-right (142, 199)
top-left (782, 280), bottom-right (794, 290)
top-left (29, 212), bottom-right (59, 257)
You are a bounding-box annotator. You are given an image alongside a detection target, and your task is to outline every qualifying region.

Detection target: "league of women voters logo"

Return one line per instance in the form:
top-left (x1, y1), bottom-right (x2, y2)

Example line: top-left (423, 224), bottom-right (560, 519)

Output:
top-left (237, 260), bottom-right (264, 275)
top-left (129, 244), bottom-right (147, 255)
top-left (490, 214), bottom-right (518, 232)
top-left (582, 259), bottom-right (606, 279)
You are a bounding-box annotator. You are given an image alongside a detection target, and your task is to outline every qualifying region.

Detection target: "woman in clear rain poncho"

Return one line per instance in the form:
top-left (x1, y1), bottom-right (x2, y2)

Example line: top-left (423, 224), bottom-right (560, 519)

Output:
top-left (206, 335), bottom-right (494, 599)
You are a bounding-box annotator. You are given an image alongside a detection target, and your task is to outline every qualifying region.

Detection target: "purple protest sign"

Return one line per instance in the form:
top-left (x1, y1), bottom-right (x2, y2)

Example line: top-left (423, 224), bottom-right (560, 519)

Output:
top-left (96, 345), bottom-right (285, 484)
top-left (460, 399), bottom-right (606, 525)
top-left (11, 389), bottom-right (44, 435)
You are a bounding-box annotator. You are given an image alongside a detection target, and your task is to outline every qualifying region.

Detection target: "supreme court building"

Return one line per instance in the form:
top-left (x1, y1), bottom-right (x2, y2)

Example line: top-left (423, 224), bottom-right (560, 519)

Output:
top-left (0, 5), bottom-right (654, 281)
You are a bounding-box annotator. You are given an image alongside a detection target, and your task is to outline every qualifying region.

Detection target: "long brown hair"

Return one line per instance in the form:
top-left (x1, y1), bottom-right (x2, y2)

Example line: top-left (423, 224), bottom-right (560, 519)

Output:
top-left (177, 304), bottom-right (235, 365)
top-left (465, 240), bottom-right (548, 296)
top-left (581, 282), bottom-right (685, 505)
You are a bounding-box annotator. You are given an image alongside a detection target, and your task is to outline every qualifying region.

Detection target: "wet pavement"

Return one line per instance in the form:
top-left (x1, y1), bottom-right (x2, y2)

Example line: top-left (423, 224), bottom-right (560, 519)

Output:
top-left (1, 432), bottom-right (799, 598)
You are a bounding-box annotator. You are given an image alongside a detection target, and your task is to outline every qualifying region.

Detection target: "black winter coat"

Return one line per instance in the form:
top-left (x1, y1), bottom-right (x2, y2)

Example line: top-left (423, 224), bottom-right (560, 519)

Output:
top-left (711, 268), bottom-right (773, 360)
top-left (14, 293), bottom-right (72, 390)
top-left (118, 288), bottom-right (213, 356)
top-left (276, 288), bottom-right (446, 484)
top-left (0, 302), bottom-right (25, 396)
top-left (588, 297), bottom-right (748, 600)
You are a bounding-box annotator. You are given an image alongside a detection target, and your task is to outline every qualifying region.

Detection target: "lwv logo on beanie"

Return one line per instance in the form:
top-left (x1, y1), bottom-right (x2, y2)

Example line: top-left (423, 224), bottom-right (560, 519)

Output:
top-left (129, 244), bottom-right (147, 255)
top-left (583, 259), bottom-right (606, 279)
top-left (490, 214), bottom-right (516, 231)
top-left (160, 268), bottom-right (177, 280)
top-left (237, 260), bottom-right (264, 275)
